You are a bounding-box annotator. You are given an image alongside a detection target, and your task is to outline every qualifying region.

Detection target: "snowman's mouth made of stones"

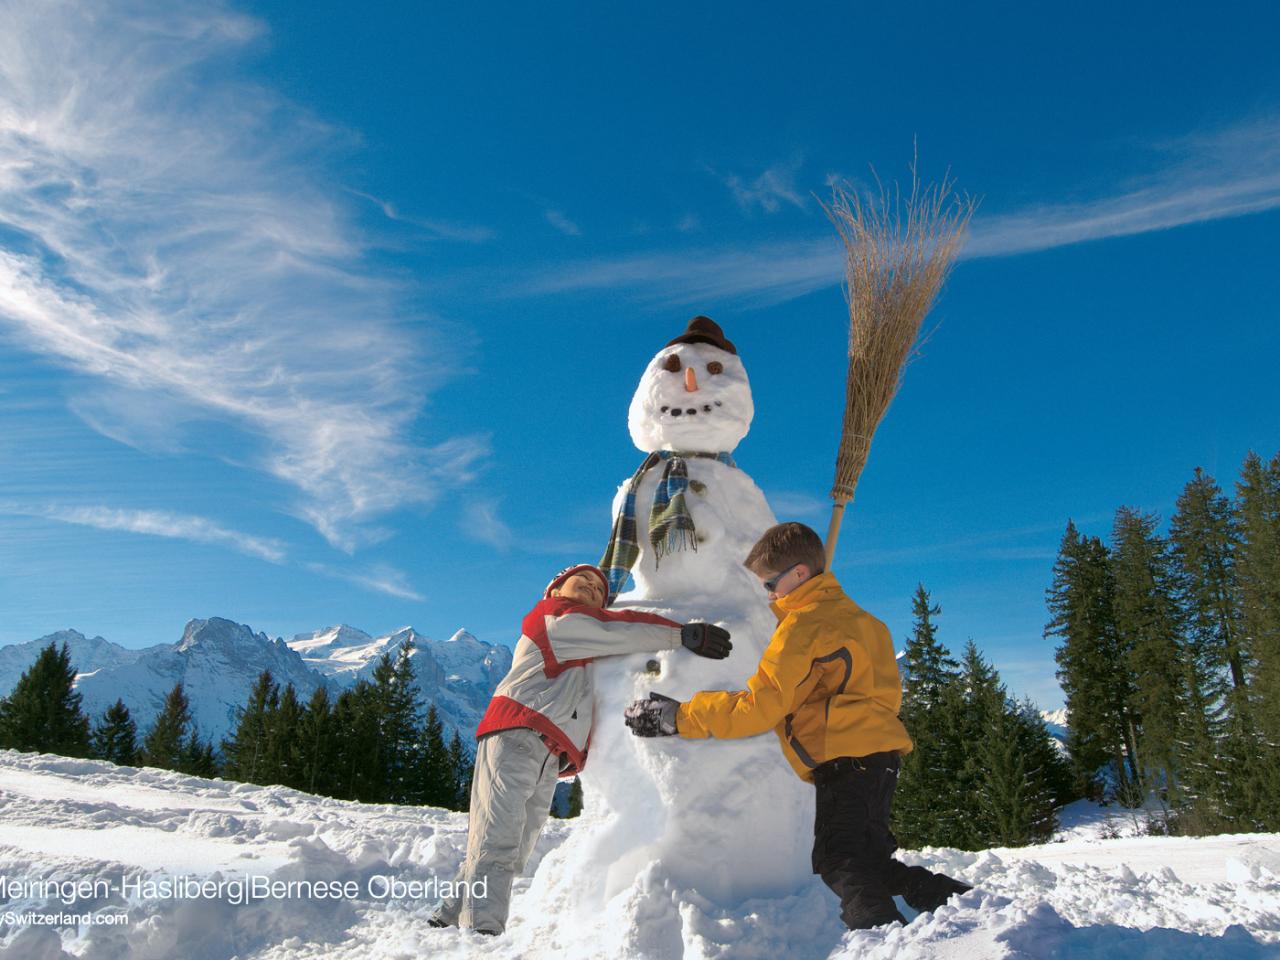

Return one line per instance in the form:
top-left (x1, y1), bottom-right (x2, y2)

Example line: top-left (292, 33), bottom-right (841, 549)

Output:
top-left (659, 400), bottom-right (723, 418)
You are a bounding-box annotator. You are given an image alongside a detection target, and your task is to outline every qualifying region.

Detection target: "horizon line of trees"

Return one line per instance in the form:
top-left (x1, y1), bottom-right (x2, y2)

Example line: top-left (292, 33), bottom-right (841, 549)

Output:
top-left (1046, 450), bottom-right (1280, 834)
top-left (0, 638), bottom-right (474, 811)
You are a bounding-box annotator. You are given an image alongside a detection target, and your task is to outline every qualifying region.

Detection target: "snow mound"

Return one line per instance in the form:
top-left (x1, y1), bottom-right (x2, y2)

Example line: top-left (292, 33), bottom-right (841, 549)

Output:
top-left (1, 750), bottom-right (1277, 959)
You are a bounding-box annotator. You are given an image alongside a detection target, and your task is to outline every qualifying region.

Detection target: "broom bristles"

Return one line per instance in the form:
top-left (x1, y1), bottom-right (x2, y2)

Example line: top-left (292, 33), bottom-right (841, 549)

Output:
top-left (822, 163), bottom-right (975, 504)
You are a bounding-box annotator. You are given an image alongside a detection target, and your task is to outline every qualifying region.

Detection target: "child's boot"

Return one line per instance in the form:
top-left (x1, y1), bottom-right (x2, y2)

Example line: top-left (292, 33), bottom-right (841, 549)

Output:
top-left (904, 871), bottom-right (972, 913)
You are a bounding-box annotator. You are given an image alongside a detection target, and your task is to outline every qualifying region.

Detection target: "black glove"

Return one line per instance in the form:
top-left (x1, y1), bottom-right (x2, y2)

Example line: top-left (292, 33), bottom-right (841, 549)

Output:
top-left (624, 692), bottom-right (680, 737)
top-left (681, 622), bottom-right (732, 659)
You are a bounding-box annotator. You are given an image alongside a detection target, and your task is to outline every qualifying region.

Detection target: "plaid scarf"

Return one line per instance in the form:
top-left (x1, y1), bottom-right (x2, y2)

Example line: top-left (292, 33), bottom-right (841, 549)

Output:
top-left (599, 450), bottom-right (737, 602)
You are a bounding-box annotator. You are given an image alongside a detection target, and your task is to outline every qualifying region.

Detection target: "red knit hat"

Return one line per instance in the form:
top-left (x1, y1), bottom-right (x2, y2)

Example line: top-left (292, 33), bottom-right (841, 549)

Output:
top-left (544, 564), bottom-right (610, 605)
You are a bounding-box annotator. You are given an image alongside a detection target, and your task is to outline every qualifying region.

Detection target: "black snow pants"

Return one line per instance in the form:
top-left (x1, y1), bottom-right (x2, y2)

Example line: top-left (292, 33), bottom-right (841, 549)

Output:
top-left (811, 752), bottom-right (965, 930)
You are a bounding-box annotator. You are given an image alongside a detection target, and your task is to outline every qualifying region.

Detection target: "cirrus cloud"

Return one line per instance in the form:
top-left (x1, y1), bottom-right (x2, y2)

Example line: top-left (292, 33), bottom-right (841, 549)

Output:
top-left (0, 501), bottom-right (287, 564)
top-left (0, 0), bottom-right (487, 552)
top-left (518, 117), bottom-right (1280, 308)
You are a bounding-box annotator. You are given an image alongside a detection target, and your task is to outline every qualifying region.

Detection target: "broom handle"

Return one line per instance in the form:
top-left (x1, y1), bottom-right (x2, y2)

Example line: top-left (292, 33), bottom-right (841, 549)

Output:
top-left (825, 498), bottom-right (850, 568)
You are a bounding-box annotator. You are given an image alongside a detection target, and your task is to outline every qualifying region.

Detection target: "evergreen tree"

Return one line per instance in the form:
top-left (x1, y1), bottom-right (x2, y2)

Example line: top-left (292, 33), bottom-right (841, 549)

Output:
top-left (1111, 506), bottom-right (1187, 801)
top-left (91, 699), bottom-right (140, 766)
top-left (1046, 523), bottom-right (1140, 798)
top-left (1225, 746), bottom-right (1280, 832)
top-left (220, 671), bottom-right (279, 785)
top-left (298, 685), bottom-right (335, 797)
top-left (1048, 522), bottom-right (1106, 791)
top-left (1236, 451), bottom-right (1280, 745)
top-left (565, 776), bottom-right (584, 818)
top-left (447, 730), bottom-right (472, 812)
top-left (974, 710), bottom-right (1041, 847)
top-left (976, 708), bottom-right (1065, 847)
top-left (1171, 468), bottom-right (1247, 695)
top-left (266, 683), bottom-right (305, 789)
top-left (182, 725), bottom-right (219, 777)
top-left (142, 682), bottom-right (195, 771)
top-left (417, 704), bottom-right (455, 808)
top-left (1230, 451), bottom-right (1280, 828)
top-left (0, 641), bottom-right (91, 757)
top-left (898, 632), bottom-right (1069, 850)
top-left (331, 680), bottom-right (380, 802)
top-left (956, 644), bottom-right (1067, 848)
top-left (901, 583), bottom-right (958, 713)
top-left (370, 641), bottom-right (424, 804)
top-left (944, 642), bottom-right (1002, 849)
top-left (894, 585), bottom-right (962, 848)
top-left (1168, 467), bottom-right (1243, 830)
top-left (550, 777), bottom-right (583, 820)
top-left (1013, 697), bottom-right (1076, 812)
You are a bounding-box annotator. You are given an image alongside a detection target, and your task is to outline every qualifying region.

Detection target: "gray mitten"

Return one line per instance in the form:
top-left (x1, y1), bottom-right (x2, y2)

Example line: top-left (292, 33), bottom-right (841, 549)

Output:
top-left (624, 692), bottom-right (680, 737)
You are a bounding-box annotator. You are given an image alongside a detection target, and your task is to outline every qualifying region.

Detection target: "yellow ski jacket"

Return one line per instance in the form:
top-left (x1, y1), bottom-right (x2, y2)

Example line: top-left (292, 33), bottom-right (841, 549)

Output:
top-left (676, 572), bottom-right (913, 781)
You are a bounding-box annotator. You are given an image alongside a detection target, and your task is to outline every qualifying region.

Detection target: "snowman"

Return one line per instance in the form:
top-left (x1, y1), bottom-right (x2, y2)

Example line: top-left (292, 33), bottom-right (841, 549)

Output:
top-left (525, 317), bottom-right (813, 948)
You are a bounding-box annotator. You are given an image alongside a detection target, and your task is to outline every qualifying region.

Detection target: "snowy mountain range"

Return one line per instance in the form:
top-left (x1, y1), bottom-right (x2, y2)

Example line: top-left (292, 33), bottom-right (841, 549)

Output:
top-left (288, 622), bottom-right (512, 738)
top-left (0, 618), bottom-right (512, 748)
top-left (1040, 707), bottom-right (1069, 741)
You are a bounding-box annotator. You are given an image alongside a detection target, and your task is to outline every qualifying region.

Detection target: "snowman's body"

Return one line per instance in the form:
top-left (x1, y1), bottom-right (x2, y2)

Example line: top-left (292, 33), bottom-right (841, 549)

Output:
top-left (527, 324), bottom-right (813, 945)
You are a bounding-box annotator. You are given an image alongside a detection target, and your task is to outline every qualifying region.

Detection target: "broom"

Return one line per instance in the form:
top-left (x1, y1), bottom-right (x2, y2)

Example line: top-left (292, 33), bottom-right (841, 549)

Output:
top-left (820, 164), bottom-right (975, 567)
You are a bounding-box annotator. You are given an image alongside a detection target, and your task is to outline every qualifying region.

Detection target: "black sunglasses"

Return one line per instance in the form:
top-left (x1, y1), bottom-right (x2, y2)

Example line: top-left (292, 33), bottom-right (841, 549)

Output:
top-left (763, 562), bottom-right (801, 593)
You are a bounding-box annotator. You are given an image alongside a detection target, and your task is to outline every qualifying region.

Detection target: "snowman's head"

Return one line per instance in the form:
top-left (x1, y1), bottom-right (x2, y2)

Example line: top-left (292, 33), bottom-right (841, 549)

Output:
top-left (628, 317), bottom-right (753, 453)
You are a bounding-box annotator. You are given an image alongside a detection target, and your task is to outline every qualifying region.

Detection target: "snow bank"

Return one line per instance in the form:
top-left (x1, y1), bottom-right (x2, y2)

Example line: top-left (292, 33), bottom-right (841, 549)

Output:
top-left (1, 750), bottom-right (1277, 959)
top-left (0, 749), bottom-right (479, 959)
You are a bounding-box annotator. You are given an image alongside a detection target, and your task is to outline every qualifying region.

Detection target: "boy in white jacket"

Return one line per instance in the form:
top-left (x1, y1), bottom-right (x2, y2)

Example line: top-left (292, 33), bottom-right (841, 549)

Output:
top-left (432, 563), bottom-right (731, 935)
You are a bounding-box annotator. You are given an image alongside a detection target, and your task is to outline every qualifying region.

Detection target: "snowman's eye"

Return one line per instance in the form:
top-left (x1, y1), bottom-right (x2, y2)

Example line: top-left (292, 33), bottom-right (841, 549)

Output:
top-left (706, 361), bottom-right (724, 375)
top-left (662, 355), bottom-right (682, 373)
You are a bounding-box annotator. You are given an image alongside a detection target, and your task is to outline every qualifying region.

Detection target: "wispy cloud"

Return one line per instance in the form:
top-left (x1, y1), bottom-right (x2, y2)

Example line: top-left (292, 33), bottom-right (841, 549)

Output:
top-left (975, 547), bottom-right (1060, 562)
top-left (966, 118), bottom-right (1280, 257)
top-left (0, 1), bottom-right (486, 552)
top-left (1, 500), bottom-right (431, 600)
top-left (521, 238), bottom-right (843, 307)
top-left (349, 189), bottom-right (496, 243)
top-left (521, 117), bottom-right (1280, 307)
top-left (460, 499), bottom-right (600, 556)
top-left (545, 209), bottom-right (582, 236)
top-left (1, 502), bottom-right (287, 563)
top-left (766, 490), bottom-right (829, 519)
top-left (463, 498), bottom-right (513, 552)
top-left (841, 518), bottom-right (1088, 568)
top-left (720, 159), bottom-right (807, 214)
top-left (305, 561), bottom-right (426, 602)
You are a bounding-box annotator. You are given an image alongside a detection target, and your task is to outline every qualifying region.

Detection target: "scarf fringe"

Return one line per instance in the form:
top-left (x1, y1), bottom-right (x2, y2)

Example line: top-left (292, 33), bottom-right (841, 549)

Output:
top-left (653, 524), bottom-right (698, 566)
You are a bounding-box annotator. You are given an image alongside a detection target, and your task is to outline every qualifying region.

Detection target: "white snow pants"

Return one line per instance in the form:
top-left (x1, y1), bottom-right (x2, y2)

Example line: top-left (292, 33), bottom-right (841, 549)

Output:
top-left (436, 727), bottom-right (560, 933)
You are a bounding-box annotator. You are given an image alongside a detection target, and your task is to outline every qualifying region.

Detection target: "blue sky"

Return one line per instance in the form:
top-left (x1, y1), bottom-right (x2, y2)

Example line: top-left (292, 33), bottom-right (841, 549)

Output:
top-left (2, 1), bottom-right (1278, 711)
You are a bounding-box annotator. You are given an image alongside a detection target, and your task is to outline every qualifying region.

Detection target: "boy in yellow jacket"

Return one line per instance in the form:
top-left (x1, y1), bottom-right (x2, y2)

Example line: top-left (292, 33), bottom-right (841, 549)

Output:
top-left (624, 522), bottom-right (971, 929)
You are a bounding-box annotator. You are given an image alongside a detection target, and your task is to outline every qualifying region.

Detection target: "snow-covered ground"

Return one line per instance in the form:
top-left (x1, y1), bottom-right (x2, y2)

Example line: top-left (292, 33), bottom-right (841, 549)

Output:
top-left (1, 750), bottom-right (1276, 959)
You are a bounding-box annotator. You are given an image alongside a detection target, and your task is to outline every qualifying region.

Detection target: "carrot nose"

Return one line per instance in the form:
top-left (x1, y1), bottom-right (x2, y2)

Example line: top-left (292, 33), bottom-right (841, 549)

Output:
top-left (684, 367), bottom-right (699, 392)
